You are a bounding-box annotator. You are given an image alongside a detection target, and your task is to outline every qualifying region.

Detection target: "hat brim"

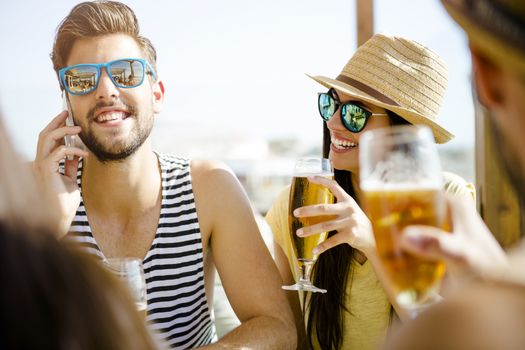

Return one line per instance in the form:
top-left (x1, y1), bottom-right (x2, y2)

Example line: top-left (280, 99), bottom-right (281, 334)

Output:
top-left (307, 74), bottom-right (454, 144)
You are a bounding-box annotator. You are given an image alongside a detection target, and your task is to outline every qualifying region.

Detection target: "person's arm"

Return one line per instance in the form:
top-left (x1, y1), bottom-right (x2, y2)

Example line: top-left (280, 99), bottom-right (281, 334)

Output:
top-left (273, 243), bottom-right (311, 350)
top-left (193, 160), bottom-right (296, 350)
top-left (265, 189), bottom-right (311, 349)
top-left (33, 111), bottom-right (89, 237)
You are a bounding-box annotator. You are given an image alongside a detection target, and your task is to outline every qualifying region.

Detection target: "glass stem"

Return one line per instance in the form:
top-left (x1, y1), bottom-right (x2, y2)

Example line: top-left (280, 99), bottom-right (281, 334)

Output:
top-left (299, 260), bottom-right (314, 284)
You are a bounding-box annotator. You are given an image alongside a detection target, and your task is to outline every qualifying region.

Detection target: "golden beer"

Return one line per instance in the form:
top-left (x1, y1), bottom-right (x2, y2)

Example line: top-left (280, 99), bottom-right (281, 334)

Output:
top-left (363, 187), bottom-right (449, 306)
top-left (289, 175), bottom-right (335, 265)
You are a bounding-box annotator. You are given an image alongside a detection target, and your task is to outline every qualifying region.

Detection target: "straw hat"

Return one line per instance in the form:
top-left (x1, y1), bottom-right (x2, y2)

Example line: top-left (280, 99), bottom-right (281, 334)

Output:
top-left (441, 0), bottom-right (525, 77)
top-left (307, 33), bottom-right (453, 143)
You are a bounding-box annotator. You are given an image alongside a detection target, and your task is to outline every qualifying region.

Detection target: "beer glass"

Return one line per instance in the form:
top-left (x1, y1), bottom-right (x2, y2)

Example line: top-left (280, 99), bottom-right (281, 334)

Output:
top-left (104, 258), bottom-right (148, 319)
top-left (359, 125), bottom-right (448, 315)
top-left (282, 157), bottom-right (334, 294)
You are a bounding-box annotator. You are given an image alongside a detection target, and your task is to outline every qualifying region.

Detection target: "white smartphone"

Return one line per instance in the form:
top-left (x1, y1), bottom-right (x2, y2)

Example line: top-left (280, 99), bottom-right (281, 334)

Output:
top-left (62, 91), bottom-right (75, 160)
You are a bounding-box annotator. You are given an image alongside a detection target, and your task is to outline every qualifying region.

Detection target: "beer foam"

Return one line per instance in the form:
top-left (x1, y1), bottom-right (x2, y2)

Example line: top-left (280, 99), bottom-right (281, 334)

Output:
top-left (361, 180), bottom-right (440, 192)
top-left (294, 172), bottom-right (334, 177)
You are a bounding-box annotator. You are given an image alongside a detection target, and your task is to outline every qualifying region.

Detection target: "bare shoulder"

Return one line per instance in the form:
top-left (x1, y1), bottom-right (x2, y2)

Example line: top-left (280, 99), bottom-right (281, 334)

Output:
top-left (190, 158), bottom-right (236, 180)
top-left (190, 159), bottom-right (243, 196)
top-left (190, 159), bottom-right (250, 241)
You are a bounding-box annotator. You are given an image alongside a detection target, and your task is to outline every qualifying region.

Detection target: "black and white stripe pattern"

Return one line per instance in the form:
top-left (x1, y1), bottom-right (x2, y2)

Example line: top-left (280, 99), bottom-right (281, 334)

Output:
top-left (65, 154), bottom-right (217, 349)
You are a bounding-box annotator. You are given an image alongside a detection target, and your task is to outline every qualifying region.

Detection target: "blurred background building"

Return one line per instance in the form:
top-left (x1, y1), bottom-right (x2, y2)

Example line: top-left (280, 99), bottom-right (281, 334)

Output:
top-left (153, 123), bottom-right (474, 215)
top-left (0, 0), bottom-right (475, 216)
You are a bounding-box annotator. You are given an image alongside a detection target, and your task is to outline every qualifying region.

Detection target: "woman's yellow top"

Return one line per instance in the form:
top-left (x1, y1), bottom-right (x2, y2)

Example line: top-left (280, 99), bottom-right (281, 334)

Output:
top-left (265, 171), bottom-right (475, 350)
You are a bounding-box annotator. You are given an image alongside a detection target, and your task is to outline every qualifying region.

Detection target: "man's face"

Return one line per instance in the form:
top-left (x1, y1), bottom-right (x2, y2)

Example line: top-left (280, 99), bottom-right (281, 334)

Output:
top-left (65, 34), bottom-right (162, 162)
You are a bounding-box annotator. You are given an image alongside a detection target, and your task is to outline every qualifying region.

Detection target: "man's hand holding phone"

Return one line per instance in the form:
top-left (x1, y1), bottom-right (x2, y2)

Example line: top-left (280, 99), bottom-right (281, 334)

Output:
top-left (33, 96), bottom-right (89, 237)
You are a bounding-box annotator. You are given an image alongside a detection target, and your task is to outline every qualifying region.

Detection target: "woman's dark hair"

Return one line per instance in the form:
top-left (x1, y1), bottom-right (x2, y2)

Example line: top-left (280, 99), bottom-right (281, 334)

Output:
top-left (307, 110), bottom-right (409, 349)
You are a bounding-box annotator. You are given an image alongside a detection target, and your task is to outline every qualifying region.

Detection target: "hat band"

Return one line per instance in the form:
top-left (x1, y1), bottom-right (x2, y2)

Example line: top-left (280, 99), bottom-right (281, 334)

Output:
top-left (336, 74), bottom-right (400, 107)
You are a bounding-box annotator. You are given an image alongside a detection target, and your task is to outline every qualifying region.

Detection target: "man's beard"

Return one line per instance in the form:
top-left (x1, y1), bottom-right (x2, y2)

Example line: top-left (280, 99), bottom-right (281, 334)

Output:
top-left (77, 101), bottom-right (154, 163)
top-left (489, 116), bottom-right (525, 203)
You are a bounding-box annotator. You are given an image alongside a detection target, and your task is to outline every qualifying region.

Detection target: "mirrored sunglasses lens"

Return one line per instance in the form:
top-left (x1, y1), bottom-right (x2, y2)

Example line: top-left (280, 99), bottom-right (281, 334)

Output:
top-left (341, 104), bottom-right (368, 132)
top-left (319, 93), bottom-right (336, 120)
top-left (109, 60), bottom-right (144, 87)
top-left (63, 66), bottom-right (98, 94)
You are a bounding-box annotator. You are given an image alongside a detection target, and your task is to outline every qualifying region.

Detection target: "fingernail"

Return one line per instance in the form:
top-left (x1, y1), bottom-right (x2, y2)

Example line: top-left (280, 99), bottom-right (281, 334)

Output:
top-left (403, 227), bottom-right (417, 236)
top-left (403, 227), bottom-right (421, 243)
top-left (403, 236), bottom-right (421, 248)
top-left (293, 209), bottom-right (300, 216)
top-left (312, 247), bottom-right (320, 255)
top-left (296, 229), bottom-right (303, 237)
top-left (401, 229), bottom-right (426, 248)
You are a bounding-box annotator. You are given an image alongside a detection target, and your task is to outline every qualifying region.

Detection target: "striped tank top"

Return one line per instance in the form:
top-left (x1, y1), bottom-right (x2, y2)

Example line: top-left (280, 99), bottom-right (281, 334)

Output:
top-left (65, 154), bottom-right (217, 349)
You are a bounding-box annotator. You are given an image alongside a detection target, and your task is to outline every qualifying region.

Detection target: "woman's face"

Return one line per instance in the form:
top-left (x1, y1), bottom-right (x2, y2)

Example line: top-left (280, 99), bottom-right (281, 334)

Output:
top-left (326, 90), bottom-right (390, 173)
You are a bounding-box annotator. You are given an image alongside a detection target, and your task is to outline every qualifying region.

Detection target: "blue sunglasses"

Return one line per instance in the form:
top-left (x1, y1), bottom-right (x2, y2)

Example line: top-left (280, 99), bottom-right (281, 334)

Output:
top-left (59, 58), bottom-right (156, 96)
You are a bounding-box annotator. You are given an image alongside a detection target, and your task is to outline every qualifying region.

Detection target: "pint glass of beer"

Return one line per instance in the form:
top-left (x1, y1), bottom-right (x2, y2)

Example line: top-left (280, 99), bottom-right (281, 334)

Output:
top-left (359, 126), bottom-right (448, 313)
top-left (282, 157), bottom-right (334, 294)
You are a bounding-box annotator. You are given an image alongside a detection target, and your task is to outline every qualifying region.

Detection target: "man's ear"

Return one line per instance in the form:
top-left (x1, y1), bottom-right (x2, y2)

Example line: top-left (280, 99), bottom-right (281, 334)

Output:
top-left (152, 79), bottom-right (165, 114)
top-left (470, 45), bottom-right (504, 109)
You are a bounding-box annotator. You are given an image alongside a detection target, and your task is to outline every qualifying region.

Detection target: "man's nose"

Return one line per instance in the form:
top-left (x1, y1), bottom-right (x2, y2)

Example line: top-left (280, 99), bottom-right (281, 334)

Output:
top-left (96, 68), bottom-right (119, 100)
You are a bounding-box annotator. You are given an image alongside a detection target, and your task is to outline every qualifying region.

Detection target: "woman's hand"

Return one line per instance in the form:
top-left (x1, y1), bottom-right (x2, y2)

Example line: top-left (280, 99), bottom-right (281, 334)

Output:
top-left (293, 175), bottom-right (375, 258)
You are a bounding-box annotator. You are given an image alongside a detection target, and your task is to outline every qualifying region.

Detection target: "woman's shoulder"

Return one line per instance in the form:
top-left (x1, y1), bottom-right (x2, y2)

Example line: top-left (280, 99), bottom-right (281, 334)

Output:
top-left (442, 171), bottom-right (476, 201)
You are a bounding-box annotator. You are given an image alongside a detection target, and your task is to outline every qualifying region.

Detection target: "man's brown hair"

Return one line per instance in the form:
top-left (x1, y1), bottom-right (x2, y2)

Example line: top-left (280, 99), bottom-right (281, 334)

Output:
top-left (51, 1), bottom-right (157, 76)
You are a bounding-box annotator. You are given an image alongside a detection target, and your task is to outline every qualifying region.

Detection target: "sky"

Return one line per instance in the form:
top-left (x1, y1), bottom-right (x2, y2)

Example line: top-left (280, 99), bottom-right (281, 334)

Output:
top-left (0, 0), bottom-right (473, 160)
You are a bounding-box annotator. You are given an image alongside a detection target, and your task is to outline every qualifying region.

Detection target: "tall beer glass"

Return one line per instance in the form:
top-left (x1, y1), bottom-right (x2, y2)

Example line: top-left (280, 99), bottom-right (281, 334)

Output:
top-left (359, 126), bottom-right (448, 315)
top-left (282, 157), bottom-right (334, 294)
